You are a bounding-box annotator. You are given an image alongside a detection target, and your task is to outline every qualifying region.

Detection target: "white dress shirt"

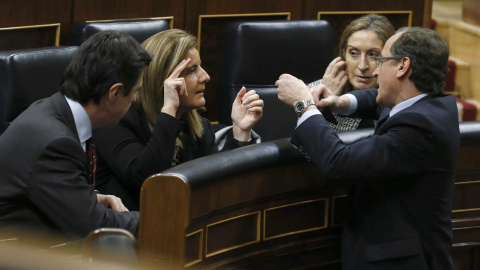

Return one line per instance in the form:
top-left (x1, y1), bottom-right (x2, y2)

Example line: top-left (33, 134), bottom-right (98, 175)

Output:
top-left (297, 93), bottom-right (428, 127)
top-left (65, 96), bottom-right (92, 152)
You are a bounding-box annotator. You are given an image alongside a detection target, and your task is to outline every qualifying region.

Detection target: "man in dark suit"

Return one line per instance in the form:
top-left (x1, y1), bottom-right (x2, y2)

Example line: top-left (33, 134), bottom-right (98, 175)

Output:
top-left (0, 30), bottom-right (151, 244)
top-left (276, 27), bottom-right (459, 269)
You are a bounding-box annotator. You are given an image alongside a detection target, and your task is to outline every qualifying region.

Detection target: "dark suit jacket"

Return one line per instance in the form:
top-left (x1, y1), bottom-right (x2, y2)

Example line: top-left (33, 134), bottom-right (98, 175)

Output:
top-left (291, 88), bottom-right (459, 270)
top-left (94, 105), bottom-right (246, 210)
top-left (0, 92), bottom-right (139, 243)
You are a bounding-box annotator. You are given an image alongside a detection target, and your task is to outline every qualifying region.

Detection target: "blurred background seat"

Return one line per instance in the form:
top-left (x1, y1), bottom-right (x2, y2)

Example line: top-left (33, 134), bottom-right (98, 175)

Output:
top-left (82, 228), bottom-right (138, 266)
top-left (67, 19), bottom-right (170, 45)
top-left (218, 20), bottom-right (334, 141)
top-left (0, 46), bottom-right (77, 134)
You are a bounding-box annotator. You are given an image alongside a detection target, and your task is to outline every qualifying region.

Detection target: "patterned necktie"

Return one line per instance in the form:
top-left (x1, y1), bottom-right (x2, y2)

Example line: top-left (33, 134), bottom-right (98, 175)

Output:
top-left (86, 138), bottom-right (96, 186)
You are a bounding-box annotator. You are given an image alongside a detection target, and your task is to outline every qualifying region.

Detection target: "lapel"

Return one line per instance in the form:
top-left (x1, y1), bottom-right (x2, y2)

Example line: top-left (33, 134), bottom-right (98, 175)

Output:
top-left (51, 92), bottom-right (80, 143)
top-left (374, 108), bottom-right (391, 134)
top-left (373, 94), bottom-right (434, 134)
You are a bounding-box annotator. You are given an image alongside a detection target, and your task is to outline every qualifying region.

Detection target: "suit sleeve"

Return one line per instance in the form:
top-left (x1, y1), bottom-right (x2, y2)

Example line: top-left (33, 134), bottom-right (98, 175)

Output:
top-left (95, 112), bottom-right (183, 190)
top-left (348, 88), bottom-right (383, 120)
top-left (291, 111), bottom-right (452, 185)
top-left (29, 136), bottom-right (138, 238)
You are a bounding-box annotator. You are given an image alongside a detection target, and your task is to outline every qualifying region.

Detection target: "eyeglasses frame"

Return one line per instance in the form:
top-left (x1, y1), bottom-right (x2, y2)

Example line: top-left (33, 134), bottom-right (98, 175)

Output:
top-left (375, 56), bottom-right (402, 67)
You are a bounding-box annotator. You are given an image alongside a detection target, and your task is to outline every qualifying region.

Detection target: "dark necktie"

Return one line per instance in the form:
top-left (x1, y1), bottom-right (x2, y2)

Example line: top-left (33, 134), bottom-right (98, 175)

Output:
top-left (375, 115), bottom-right (389, 134)
top-left (86, 138), bottom-right (96, 186)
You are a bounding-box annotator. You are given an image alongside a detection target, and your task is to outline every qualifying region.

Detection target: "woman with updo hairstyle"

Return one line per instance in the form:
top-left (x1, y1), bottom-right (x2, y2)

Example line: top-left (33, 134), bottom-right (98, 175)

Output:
top-left (93, 29), bottom-right (264, 210)
top-left (308, 14), bottom-right (395, 131)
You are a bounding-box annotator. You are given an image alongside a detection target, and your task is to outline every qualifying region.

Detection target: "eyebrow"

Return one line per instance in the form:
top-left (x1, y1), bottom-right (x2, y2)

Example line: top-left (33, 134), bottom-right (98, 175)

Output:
top-left (347, 45), bottom-right (382, 51)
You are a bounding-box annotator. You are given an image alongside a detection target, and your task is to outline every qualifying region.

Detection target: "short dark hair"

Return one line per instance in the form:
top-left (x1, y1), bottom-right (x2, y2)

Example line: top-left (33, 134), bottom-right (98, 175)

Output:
top-left (390, 27), bottom-right (449, 96)
top-left (60, 30), bottom-right (151, 104)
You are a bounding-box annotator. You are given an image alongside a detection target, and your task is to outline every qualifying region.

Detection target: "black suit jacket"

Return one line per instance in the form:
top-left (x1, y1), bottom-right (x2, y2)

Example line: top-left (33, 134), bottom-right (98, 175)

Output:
top-left (0, 92), bottom-right (138, 243)
top-left (94, 105), bottom-right (244, 210)
top-left (291, 88), bottom-right (459, 269)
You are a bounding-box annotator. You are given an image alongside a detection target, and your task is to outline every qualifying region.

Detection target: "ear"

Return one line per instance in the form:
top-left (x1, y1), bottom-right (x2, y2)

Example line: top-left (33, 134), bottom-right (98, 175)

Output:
top-left (108, 83), bottom-right (124, 103)
top-left (396, 57), bottom-right (411, 79)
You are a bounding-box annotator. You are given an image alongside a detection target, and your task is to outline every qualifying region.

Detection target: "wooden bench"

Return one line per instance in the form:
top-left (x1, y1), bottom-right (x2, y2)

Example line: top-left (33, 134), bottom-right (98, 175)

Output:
top-left (137, 121), bottom-right (480, 269)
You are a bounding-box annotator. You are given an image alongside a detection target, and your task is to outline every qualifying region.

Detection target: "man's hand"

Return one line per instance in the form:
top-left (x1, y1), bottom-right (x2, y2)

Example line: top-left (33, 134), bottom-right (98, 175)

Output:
top-left (276, 74), bottom-right (313, 107)
top-left (310, 83), bottom-right (350, 114)
top-left (97, 194), bottom-right (129, 212)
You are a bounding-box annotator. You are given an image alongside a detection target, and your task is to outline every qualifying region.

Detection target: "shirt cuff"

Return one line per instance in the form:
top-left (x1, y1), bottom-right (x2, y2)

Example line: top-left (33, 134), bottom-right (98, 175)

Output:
top-left (296, 108), bottom-right (321, 128)
top-left (343, 93), bottom-right (358, 116)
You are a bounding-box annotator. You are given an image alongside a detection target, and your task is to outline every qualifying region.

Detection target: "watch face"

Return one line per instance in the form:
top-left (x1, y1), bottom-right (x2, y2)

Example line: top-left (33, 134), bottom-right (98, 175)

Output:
top-left (295, 101), bottom-right (304, 113)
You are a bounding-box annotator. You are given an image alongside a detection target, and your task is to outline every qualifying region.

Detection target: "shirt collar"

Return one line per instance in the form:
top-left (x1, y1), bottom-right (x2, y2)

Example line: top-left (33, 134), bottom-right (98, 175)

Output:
top-left (64, 95), bottom-right (92, 146)
top-left (390, 93), bottom-right (428, 117)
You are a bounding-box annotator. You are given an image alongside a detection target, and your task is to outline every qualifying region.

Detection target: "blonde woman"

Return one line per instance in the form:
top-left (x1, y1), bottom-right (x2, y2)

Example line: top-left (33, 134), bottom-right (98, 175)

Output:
top-left (94, 29), bottom-right (263, 209)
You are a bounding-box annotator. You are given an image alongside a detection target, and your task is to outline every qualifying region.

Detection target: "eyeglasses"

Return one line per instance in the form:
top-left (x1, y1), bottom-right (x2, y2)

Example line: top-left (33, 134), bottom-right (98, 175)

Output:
top-left (375, 56), bottom-right (400, 67)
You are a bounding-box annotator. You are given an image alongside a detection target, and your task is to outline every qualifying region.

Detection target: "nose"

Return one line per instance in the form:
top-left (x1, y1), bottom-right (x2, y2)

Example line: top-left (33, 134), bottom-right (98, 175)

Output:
top-left (357, 55), bottom-right (369, 71)
top-left (199, 67), bottom-right (210, 84)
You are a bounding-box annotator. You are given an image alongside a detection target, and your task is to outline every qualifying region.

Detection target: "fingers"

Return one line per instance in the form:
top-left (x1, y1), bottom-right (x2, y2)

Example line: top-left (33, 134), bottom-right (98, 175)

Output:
top-left (322, 58), bottom-right (347, 94)
top-left (241, 90), bottom-right (262, 107)
top-left (310, 84), bottom-right (333, 107)
top-left (331, 61), bottom-right (347, 80)
top-left (172, 77), bottom-right (188, 96)
top-left (324, 57), bottom-right (342, 75)
top-left (277, 73), bottom-right (298, 83)
top-left (310, 84), bottom-right (323, 104)
top-left (169, 58), bottom-right (191, 79)
top-left (245, 99), bottom-right (264, 112)
top-left (164, 58), bottom-right (191, 97)
top-left (237, 86), bottom-right (247, 98)
top-left (96, 194), bottom-right (129, 212)
top-left (106, 195), bottom-right (129, 212)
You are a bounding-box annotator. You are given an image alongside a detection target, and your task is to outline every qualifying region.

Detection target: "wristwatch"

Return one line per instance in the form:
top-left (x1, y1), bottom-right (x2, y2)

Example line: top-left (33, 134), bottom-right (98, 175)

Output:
top-left (294, 99), bottom-right (315, 117)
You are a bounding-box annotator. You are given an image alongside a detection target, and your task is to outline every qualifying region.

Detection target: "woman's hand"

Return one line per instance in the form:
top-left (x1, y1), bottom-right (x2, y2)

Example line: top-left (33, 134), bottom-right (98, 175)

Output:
top-left (231, 87), bottom-right (264, 142)
top-left (322, 57), bottom-right (348, 95)
top-left (161, 58), bottom-right (191, 117)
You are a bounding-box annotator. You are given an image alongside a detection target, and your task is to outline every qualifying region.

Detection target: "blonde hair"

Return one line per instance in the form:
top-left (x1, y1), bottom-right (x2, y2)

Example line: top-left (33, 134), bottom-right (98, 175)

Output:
top-left (338, 14), bottom-right (395, 95)
top-left (137, 29), bottom-right (204, 147)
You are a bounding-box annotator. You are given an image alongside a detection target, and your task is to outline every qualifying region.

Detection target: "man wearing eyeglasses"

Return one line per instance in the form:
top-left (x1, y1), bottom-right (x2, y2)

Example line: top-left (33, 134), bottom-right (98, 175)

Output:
top-left (276, 27), bottom-right (459, 269)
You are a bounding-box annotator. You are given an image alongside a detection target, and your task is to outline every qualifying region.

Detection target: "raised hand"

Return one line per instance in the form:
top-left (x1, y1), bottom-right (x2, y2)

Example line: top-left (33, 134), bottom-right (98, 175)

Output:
top-left (321, 57), bottom-right (348, 95)
top-left (161, 58), bottom-right (191, 117)
top-left (276, 74), bottom-right (313, 107)
top-left (231, 87), bottom-right (264, 142)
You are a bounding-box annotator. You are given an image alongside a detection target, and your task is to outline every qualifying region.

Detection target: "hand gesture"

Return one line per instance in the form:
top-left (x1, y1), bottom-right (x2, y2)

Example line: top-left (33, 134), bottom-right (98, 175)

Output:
top-left (231, 87), bottom-right (264, 141)
top-left (276, 74), bottom-right (313, 107)
top-left (161, 58), bottom-right (191, 117)
top-left (321, 57), bottom-right (348, 95)
top-left (310, 83), bottom-right (349, 114)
